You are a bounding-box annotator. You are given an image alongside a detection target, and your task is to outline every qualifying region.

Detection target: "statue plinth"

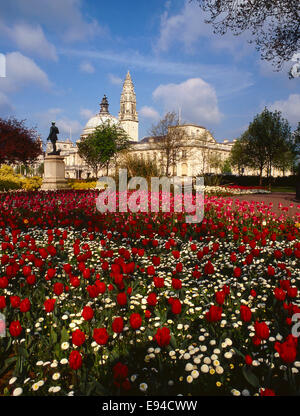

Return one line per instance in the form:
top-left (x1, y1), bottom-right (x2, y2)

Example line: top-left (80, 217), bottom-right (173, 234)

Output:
top-left (41, 154), bottom-right (69, 191)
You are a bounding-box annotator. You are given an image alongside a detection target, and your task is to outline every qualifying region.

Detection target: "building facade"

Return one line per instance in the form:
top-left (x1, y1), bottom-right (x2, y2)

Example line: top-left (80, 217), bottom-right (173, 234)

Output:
top-left (46, 71), bottom-right (287, 179)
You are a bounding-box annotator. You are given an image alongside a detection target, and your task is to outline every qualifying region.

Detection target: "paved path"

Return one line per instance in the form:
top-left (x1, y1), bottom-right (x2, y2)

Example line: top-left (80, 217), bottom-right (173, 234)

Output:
top-left (231, 193), bottom-right (300, 219)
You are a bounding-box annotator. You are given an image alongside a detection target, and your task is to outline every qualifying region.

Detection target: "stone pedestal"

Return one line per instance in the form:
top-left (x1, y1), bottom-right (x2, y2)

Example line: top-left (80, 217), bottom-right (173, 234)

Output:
top-left (41, 155), bottom-right (69, 191)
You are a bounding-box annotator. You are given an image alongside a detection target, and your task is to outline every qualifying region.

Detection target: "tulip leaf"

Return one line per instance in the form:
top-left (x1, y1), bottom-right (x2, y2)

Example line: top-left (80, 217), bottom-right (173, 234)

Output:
top-left (242, 366), bottom-right (259, 388)
top-left (0, 356), bottom-right (17, 377)
top-left (232, 347), bottom-right (245, 359)
top-left (61, 326), bottom-right (69, 343)
top-left (51, 328), bottom-right (57, 343)
top-left (170, 334), bottom-right (177, 349)
top-left (18, 346), bottom-right (28, 359)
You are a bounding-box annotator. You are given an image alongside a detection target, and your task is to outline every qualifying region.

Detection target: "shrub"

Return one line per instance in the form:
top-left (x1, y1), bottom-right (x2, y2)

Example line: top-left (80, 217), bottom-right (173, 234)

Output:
top-left (22, 176), bottom-right (43, 191)
top-left (118, 153), bottom-right (161, 186)
top-left (204, 174), bottom-right (297, 188)
top-left (68, 180), bottom-right (97, 190)
top-left (0, 165), bottom-right (42, 191)
top-left (0, 164), bottom-right (23, 191)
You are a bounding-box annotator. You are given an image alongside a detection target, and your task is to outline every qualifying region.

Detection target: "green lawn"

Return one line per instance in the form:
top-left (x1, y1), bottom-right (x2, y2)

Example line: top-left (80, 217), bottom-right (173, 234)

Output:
top-left (271, 186), bottom-right (296, 193)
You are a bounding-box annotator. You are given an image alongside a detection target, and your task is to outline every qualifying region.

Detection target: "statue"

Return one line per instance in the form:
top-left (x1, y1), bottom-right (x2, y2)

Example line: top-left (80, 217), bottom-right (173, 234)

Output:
top-left (47, 122), bottom-right (60, 155)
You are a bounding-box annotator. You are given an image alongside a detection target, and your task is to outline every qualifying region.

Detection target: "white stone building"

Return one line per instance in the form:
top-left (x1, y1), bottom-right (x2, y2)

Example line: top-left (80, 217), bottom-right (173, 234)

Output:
top-left (46, 71), bottom-right (286, 179)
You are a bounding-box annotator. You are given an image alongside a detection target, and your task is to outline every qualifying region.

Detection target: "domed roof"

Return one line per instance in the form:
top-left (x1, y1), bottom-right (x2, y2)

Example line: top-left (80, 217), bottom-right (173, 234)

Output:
top-left (81, 95), bottom-right (118, 137)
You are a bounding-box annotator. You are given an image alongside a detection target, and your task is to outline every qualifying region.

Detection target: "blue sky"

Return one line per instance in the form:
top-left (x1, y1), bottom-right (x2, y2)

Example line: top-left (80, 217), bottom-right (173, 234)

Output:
top-left (0, 0), bottom-right (299, 146)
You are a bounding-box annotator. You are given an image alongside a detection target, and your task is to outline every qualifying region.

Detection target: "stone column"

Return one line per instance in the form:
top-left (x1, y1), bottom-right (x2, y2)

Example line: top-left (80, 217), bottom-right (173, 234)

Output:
top-left (41, 155), bottom-right (69, 191)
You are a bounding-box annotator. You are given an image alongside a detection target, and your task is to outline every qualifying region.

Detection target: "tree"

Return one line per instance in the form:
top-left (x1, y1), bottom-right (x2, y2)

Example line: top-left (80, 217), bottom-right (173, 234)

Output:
top-left (207, 152), bottom-right (222, 173)
top-left (77, 121), bottom-right (132, 177)
top-left (294, 122), bottom-right (300, 155)
top-left (149, 112), bottom-right (188, 176)
top-left (119, 153), bottom-right (161, 185)
top-left (273, 149), bottom-right (296, 175)
top-left (221, 158), bottom-right (232, 174)
top-left (239, 108), bottom-right (292, 184)
top-left (293, 122), bottom-right (300, 199)
top-left (0, 117), bottom-right (42, 166)
top-left (194, 0), bottom-right (300, 70)
top-left (37, 162), bottom-right (44, 177)
top-left (229, 138), bottom-right (250, 175)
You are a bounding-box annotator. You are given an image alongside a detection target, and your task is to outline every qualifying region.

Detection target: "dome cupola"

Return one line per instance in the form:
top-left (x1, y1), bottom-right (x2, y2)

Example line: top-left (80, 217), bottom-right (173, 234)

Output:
top-left (81, 95), bottom-right (118, 138)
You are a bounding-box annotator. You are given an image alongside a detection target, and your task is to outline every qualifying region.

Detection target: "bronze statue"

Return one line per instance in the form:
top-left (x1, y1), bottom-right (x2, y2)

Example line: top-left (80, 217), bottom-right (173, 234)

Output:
top-left (47, 122), bottom-right (60, 155)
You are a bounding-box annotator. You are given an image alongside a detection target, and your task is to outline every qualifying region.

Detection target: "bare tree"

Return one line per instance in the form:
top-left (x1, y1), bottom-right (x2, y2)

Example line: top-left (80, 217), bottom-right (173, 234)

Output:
top-left (149, 112), bottom-right (189, 176)
top-left (207, 152), bottom-right (223, 173)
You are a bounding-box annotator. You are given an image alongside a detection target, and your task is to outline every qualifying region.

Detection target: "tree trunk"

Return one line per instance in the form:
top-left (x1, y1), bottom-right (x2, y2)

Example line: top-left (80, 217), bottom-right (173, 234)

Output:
top-left (259, 167), bottom-right (263, 186)
top-left (94, 166), bottom-right (98, 179)
top-left (166, 159), bottom-right (170, 176)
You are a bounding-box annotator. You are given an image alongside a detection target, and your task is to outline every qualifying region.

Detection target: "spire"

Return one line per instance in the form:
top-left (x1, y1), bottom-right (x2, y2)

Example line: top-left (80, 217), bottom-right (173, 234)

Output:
top-left (126, 70), bottom-right (131, 81)
top-left (100, 94), bottom-right (109, 114)
top-left (119, 72), bottom-right (138, 122)
top-left (118, 71), bottom-right (139, 141)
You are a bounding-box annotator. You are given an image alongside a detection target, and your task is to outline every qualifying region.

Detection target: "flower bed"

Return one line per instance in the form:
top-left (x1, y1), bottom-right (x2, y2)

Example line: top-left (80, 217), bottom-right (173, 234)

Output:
top-left (202, 185), bottom-right (271, 196)
top-left (0, 190), bottom-right (299, 396)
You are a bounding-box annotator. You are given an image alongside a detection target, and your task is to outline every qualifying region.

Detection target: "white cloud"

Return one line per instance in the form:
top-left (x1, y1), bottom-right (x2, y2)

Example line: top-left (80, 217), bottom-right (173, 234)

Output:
top-left (0, 52), bottom-right (51, 93)
top-left (153, 78), bottom-right (223, 125)
top-left (139, 106), bottom-right (160, 121)
top-left (80, 61), bottom-right (95, 73)
top-left (108, 73), bottom-right (123, 85)
top-left (61, 47), bottom-right (254, 98)
top-left (35, 107), bottom-right (83, 139)
top-left (56, 118), bottom-right (83, 138)
top-left (258, 58), bottom-right (292, 80)
top-left (269, 94), bottom-right (300, 125)
top-left (156, 0), bottom-right (251, 57)
top-left (1, 0), bottom-right (104, 42)
top-left (35, 107), bottom-right (63, 125)
top-left (156, 1), bottom-right (209, 52)
top-left (80, 108), bottom-right (94, 119)
top-left (0, 22), bottom-right (57, 61)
